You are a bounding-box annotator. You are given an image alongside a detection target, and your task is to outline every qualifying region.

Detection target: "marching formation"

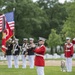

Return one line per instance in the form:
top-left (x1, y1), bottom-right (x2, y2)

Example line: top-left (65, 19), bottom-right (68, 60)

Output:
top-left (5, 36), bottom-right (74, 75)
top-left (5, 37), bottom-right (46, 75)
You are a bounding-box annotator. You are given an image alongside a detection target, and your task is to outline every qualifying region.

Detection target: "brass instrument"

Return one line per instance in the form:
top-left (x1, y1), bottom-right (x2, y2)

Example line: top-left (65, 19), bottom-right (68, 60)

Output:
top-left (24, 43), bottom-right (37, 57)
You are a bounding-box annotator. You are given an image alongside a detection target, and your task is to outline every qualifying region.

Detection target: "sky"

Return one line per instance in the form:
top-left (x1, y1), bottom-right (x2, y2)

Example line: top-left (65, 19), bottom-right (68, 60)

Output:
top-left (59, 0), bottom-right (71, 3)
top-left (33, 0), bottom-right (71, 3)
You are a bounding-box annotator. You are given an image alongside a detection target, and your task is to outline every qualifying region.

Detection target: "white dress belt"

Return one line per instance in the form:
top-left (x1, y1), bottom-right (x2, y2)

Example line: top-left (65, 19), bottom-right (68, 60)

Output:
top-left (35, 53), bottom-right (44, 58)
top-left (65, 50), bottom-right (70, 52)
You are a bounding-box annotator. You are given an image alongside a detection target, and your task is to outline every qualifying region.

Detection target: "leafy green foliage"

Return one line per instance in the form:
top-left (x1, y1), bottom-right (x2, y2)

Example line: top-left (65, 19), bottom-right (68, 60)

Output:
top-left (46, 29), bottom-right (62, 47)
top-left (62, 1), bottom-right (75, 39)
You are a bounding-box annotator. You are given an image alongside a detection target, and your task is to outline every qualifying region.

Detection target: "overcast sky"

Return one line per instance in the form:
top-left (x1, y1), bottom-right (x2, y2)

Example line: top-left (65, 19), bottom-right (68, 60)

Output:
top-left (33, 0), bottom-right (71, 3)
top-left (59, 0), bottom-right (71, 3)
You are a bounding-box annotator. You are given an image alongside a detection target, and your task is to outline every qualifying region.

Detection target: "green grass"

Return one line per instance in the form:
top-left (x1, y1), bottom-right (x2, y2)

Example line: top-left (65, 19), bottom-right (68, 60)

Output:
top-left (0, 65), bottom-right (75, 75)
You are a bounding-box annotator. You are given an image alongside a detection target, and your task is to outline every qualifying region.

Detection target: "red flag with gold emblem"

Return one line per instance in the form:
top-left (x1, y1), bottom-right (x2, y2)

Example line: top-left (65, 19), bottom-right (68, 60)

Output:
top-left (5, 22), bottom-right (13, 41)
top-left (2, 31), bottom-right (7, 53)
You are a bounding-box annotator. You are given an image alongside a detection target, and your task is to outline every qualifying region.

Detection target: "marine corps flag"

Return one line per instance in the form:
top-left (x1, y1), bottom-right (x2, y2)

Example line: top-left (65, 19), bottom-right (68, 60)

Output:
top-left (2, 30), bottom-right (7, 53)
top-left (5, 21), bottom-right (13, 41)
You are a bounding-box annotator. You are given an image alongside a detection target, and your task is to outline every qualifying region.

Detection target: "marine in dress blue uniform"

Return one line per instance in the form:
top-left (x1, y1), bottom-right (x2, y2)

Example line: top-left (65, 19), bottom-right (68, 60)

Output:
top-left (6, 38), bottom-right (13, 68)
top-left (27, 38), bottom-right (35, 69)
top-left (13, 39), bottom-right (20, 68)
top-left (21, 38), bottom-right (28, 68)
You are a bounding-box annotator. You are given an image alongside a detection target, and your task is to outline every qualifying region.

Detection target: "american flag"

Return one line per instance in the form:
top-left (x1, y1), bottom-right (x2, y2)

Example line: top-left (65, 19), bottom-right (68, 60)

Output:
top-left (0, 15), bottom-right (3, 32)
top-left (5, 12), bottom-right (15, 30)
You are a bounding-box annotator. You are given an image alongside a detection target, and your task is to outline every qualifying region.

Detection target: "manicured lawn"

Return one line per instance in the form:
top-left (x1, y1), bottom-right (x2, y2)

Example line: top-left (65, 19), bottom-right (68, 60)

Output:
top-left (0, 65), bottom-right (75, 75)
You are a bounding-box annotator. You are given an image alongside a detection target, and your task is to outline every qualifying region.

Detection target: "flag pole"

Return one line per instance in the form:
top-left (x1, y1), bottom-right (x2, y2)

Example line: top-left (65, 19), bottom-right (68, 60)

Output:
top-left (12, 8), bottom-right (16, 40)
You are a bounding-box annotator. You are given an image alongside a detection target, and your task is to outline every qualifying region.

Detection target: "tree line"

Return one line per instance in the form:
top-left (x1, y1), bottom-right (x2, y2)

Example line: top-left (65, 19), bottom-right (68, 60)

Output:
top-left (0, 0), bottom-right (75, 50)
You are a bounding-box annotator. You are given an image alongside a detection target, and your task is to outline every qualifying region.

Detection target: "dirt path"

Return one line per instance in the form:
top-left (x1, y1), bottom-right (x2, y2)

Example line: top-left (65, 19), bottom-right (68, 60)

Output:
top-left (45, 60), bottom-right (75, 66)
top-left (0, 60), bottom-right (75, 66)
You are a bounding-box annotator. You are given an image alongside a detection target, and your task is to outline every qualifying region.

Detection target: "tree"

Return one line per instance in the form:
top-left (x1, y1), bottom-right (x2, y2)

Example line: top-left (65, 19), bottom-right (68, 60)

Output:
top-left (46, 29), bottom-right (62, 54)
top-left (37, 0), bottom-right (68, 35)
top-left (62, 1), bottom-right (75, 39)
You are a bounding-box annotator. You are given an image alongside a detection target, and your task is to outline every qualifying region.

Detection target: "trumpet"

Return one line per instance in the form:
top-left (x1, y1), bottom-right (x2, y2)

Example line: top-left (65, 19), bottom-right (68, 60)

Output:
top-left (27, 44), bottom-right (36, 49)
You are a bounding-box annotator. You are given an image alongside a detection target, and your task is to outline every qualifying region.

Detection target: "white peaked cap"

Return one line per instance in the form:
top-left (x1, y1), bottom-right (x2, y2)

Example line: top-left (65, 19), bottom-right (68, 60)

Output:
top-left (73, 38), bottom-right (75, 40)
top-left (66, 37), bottom-right (71, 40)
top-left (15, 38), bottom-right (19, 41)
top-left (39, 37), bottom-right (46, 41)
top-left (23, 38), bottom-right (28, 40)
top-left (29, 38), bottom-right (34, 41)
